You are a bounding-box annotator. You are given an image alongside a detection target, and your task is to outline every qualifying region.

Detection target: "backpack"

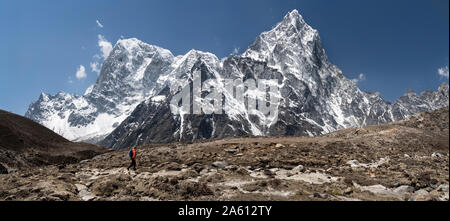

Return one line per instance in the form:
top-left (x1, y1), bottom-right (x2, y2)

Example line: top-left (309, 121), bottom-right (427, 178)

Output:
top-left (128, 150), bottom-right (133, 158)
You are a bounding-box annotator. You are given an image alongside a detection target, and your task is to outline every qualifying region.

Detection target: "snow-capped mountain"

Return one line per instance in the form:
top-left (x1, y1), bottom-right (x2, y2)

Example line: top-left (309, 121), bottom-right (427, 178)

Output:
top-left (98, 10), bottom-right (449, 149)
top-left (26, 10), bottom-right (449, 147)
top-left (391, 84), bottom-right (449, 121)
top-left (25, 38), bottom-right (178, 143)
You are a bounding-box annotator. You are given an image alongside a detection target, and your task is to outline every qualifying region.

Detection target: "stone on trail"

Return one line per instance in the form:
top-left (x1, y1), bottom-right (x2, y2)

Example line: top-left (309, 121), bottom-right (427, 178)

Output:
top-left (291, 165), bottom-right (305, 173)
top-left (275, 143), bottom-right (285, 148)
top-left (346, 160), bottom-right (360, 168)
top-left (212, 161), bottom-right (229, 169)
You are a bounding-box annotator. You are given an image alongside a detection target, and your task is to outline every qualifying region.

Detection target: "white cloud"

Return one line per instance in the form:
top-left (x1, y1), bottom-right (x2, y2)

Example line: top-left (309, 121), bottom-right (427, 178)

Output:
top-left (96, 20), bottom-right (104, 28)
top-left (232, 47), bottom-right (240, 55)
top-left (90, 62), bottom-right (100, 75)
top-left (76, 65), bottom-right (87, 79)
top-left (93, 54), bottom-right (102, 60)
top-left (359, 73), bottom-right (366, 81)
top-left (98, 34), bottom-right (113, 59)
top-left (352, 73), bottom-right (366, 84)
top-left (438, 66), bottom-right (449, 79)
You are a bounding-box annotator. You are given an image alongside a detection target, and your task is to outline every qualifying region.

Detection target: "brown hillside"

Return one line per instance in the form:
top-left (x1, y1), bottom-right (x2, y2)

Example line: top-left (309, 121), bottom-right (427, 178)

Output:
top-left (0, 110), bottom-right (108, 172)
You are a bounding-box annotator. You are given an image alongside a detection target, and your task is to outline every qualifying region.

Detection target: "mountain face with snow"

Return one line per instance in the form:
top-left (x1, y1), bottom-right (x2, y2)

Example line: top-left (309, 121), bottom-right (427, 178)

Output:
top-left (25, 39), bottom-right (177, 143)
top-left (98, 10), bottom-right (449, 149)
top-left (391, 85), bottom-right (449, 121)
top-left (26, 10), bottom-right (449, 148)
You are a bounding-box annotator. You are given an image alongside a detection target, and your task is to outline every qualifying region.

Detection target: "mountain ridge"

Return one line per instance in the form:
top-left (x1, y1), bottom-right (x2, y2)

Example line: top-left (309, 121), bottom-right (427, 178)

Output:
top-left (25, 10), bottom-right (449, 148)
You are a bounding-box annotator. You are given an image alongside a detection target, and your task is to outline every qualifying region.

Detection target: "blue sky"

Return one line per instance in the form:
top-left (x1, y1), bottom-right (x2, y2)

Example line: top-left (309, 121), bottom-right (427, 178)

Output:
top-left (1, 0), bottom-right (449, 115)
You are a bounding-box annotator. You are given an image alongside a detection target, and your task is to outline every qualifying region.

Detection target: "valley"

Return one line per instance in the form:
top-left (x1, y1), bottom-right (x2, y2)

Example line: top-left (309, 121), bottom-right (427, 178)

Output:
top-left (1, 107), bottom-right (447, 201)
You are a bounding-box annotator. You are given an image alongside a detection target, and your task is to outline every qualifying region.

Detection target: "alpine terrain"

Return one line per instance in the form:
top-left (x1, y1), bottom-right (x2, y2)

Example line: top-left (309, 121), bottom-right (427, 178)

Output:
top-left (25, 10), bottom-right (449, 149)
top-left (1, 107), bottom-right (448, 201)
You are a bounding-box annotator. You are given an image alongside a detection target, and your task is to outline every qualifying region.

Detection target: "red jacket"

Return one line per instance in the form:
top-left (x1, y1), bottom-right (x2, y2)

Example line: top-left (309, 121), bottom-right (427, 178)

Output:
top-left (131, 149), bottom-right (136, 160)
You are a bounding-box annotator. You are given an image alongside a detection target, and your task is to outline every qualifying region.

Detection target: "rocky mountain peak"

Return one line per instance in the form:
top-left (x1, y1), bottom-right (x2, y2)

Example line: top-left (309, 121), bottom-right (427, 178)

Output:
top-left (280, 9), bottom-right (308, 30)
top-left (405, 88), bottom-right (417, 96)
top-left (38, 92), bottom-right (50, 102)
top-left (25, 10), bottom-right (449, 147)
top-left (242, 9), bottom-right (328, 83)
top-left (438, 82), bottom-right (449, 93)
top-left (115, 38), bottom-right (145, 49)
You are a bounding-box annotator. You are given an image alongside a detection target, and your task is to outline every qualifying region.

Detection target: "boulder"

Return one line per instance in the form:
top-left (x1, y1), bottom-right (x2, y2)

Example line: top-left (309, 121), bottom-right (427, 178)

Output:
top-left (346, 160), bottom-right (360, 168)
top-left (0, 164), bottom-right (8, 174)
top-left (431, 153), bottom-right (442, 158)
top-left (393, 185), bottom-right (414, 195)
top-left (167, 162), bottom-right (182, 171)
top-left (344, 187), bottom-right (353, 195)
top-left (212, 161), bottom-right (228, 169)
top-left (438, 184), bottom-right (449, 192)
top-left (224, 148), bottom-right (238, 154)
top-left (292, 165), bottom-right (305, 173)
top-left (411, 189), bottom-right (432, 201)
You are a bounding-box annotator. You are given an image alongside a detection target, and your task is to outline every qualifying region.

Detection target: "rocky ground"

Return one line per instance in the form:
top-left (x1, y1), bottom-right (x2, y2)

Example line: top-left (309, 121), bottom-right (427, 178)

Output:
top-left (0, 107), bottom-right (448, 201)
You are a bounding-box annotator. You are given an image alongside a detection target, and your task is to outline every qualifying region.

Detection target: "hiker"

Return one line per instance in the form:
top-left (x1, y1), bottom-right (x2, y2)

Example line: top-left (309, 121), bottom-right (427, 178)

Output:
top-left (127, 146), bottom-right (137, 171)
